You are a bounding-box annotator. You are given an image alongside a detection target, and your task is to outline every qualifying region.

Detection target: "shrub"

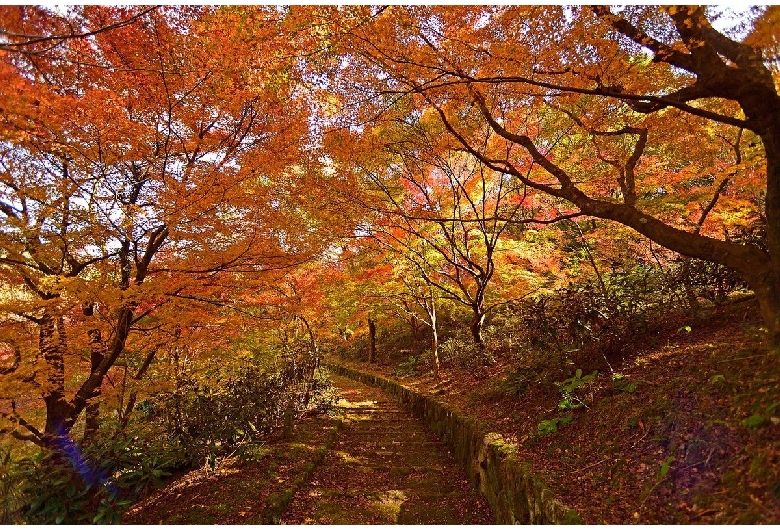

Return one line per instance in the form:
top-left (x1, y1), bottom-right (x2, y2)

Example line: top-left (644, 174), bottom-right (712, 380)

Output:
top-left (393, 355), bottom-right (425, 376)
top-left (1, 426), bottom-right (186, 524)
top-left (307, 367), bottom-right (340, 414)
top-left (515, 265), bottom-right (689, 365)
top-left (156, 351), bottom-right (335, 463)
top-left (677, 257), bottom-right (750, 306)
top-left (439, 331), bottom-right (496, 368)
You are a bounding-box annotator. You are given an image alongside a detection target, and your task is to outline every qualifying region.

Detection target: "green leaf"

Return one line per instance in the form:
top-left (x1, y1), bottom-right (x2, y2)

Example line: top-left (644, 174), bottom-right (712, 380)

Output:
top-left (710, 374), bottom-right (725, 383)
top-left (658, 456), bottom-right (675, 479)
top-left (742, 414), bottom-right (768, 429)
top-left (537, 418), bottom-right (559, 435)
top-left (558, 396), bottom-right (579, 410)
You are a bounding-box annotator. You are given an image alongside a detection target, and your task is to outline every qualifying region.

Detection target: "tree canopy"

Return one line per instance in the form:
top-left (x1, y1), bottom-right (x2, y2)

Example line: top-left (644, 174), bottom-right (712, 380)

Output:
top-left (1, 4), bottom-right (778, 453)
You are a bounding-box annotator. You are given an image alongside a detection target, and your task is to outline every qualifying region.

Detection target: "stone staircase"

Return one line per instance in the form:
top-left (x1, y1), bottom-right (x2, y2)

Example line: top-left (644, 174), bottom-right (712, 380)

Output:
top-left (279, 374), bottom-right (493, 524)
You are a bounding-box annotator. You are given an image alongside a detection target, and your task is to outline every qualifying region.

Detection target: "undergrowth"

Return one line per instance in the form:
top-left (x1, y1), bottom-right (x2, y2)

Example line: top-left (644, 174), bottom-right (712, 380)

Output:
top-left (0, 359), bottom-right (339, 524)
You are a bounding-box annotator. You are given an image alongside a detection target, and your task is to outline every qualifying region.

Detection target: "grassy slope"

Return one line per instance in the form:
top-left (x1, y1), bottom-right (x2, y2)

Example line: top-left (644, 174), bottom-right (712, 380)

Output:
top-left (336, 302), bottom-right (780, 524)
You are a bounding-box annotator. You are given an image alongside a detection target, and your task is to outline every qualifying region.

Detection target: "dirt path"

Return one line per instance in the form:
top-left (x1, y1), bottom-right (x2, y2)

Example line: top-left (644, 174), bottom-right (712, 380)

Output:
top-left (280, 374), bottom-right (493, 524)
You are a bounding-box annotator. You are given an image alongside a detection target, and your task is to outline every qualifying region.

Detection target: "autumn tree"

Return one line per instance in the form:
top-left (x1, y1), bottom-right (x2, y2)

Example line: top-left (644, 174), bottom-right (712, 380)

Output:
top-left (316, 5), bottom-right (780, 344)
top-left (386, 250), bottom-right (442, 375)
top-left (0, 6), bottom-right (323, 447)
top-left (329, 111), bottom-right (558, 345)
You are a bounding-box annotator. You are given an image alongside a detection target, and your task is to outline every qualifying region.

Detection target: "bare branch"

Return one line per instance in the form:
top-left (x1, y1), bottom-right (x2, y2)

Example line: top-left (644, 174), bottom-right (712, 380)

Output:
top-left (696, 178), bottom-right (731, 234)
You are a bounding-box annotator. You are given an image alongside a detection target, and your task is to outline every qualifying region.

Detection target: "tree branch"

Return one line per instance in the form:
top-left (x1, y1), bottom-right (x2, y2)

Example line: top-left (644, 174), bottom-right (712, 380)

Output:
top-left (0, 7), bottom-right (159, 51)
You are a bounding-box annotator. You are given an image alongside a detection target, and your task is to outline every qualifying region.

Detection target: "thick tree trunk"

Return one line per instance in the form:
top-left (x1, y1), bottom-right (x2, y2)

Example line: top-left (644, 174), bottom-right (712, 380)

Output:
top-left (83, 402), bottom-right (100, 444)
top-left (367, 318), bottom-right (377, 363)
top-left (757, 126), bottom-right (780, 345)
top-left (41, 313), bottom-right (73, 442)
top-left (69, 307), bottom-right (134, 430)
top-left (39, 306), bottom-right (135, 444)
top-left (750, 270), bottom-right (780, 345)
top-left (82, 327), bottom-right (104, 445)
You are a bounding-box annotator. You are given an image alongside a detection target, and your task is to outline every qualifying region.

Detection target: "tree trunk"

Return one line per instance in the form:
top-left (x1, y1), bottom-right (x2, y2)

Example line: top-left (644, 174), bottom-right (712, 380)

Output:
top-left (750, 270), bottom-right (780, 346)
top-left (425, 296), bottom-right (438, 377)
top-left (410, 317), bottom-right (420, 354)
top-left (68, 306), bottom-right (134, 431)
top-left (38, 306), bottom-right (135, 444)
top-left (82, 328), bottom-right (104, 445)
top-left (757, 125), bottom-right (780, 346)
top-left (678, 258), bottom-right (702, 312)
top-left (367, 318), bottom-right (377, 363)
top-left (41, 313), bottom-right (73, 442)
top-left (298, 316), bottom-right (319, 409)
top-left (432, 327), bottom-right (440, 378)
top-left (470, 311), bottom-right (485, 346)
top-left (282, 399), bottom-right (295, 439)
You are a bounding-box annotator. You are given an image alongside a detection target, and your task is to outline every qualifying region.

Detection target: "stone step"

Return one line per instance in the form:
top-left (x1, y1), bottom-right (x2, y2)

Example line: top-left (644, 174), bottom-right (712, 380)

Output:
top-left (343, 422), bottom-right (425, 436)
top-left (310, 459), bottom-right (446, 474)
top-left (340, 410), bottom-right (401, 417)
top-left (340, 406), bottom-right (405, 412)
top-left (342, 417), bottom-right (411, 424)
top-left (279, 374), bottom-right (494, 525)
top-left (337, 438), bottom-right (448, 448)
top-left (338, 437), bottom-right (445, 447)
top-left (344, 429), bottom-right (423, 436)
top-left (307, 487), bottom-right (482, 501)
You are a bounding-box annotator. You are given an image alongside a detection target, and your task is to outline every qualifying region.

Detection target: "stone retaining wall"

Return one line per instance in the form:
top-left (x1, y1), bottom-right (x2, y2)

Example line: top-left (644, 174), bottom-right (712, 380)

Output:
top-left (327, 364), bottom-right (582, 525)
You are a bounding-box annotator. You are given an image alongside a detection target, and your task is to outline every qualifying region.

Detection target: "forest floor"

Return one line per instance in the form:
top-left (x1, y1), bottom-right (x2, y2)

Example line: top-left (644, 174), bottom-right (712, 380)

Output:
top-left (124, 374), bottom-right (491, 524)
top-left (336, 301), bottom-right (780, 524)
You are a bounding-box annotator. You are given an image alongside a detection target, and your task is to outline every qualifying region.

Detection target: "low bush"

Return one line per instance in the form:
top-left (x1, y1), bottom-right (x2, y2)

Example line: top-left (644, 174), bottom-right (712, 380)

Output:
top-left (1, 426), bottom-right (186, 524)
top-left (156, 352), bottom-right (336, 465)
top-left (515, 265), bottom-right (688, 366)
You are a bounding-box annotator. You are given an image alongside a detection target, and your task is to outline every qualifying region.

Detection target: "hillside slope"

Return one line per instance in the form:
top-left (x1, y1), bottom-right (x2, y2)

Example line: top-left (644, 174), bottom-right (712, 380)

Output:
top-left (335, 305), bottom-right (780, 524)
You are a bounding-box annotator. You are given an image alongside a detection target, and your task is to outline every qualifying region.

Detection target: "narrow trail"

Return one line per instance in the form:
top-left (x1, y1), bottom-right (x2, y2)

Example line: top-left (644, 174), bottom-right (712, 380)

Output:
top-left (280, 374), bottom-right (493, 524)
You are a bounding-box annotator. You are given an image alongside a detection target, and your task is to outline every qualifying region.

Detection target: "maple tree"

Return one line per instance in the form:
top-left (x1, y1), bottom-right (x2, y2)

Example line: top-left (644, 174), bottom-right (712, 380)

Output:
top-left (0, 6), bottom-right (325, 447)
top-left (348, 241), bottom-right (443, 369)
top-left (388, 254), bottom-right (441, 374)
top-left (315, 5), bottom-right (780, 344)
top-left (2, 5), bottom-right (776, 450)
top-left (330, 119), bottom-right (549, 346)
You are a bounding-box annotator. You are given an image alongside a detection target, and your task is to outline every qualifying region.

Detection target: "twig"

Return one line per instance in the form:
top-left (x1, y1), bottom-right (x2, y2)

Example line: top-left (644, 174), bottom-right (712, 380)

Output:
top-left (639, 473), bottom-right (671, 509)
top-left (630, 429), bottom-right (650, 448)
top-left (677, 460), bottom-right (705, 472)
